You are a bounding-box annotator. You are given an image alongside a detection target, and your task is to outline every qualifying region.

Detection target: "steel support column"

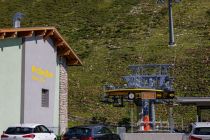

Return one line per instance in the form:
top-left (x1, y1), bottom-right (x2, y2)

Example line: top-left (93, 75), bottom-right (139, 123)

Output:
top-left (169, 106), bottom-right (174, 133)
top-left (151, 101), bottom-right (156, 130)
top-left (168, 0), bottom-right (175, 46)
top-left (143, 100), bottom-right (150, 131)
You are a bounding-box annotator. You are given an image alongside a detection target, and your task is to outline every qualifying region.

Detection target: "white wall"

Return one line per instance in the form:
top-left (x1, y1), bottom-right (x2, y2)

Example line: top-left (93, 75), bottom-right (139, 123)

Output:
top-left (122, 133), bottom-right (187, 140)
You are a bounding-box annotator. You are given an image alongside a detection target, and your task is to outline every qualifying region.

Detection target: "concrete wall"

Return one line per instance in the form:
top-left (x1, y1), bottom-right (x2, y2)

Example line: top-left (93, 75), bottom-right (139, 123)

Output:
top-left (0, 38), bottom-right (22, 133)
top-left (122, 133), bottom-right (186, 140)
top-left (23, 36), bottom-right (57, 127)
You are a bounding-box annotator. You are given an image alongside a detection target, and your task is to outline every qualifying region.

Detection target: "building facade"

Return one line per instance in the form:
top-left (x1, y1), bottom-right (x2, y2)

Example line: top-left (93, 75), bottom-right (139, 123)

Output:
top-left (0, 27), bottom-right (82, 134)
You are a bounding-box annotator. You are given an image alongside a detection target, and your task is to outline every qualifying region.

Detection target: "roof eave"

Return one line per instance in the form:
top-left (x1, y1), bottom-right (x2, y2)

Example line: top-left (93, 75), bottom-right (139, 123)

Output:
top-left (0, 27), bottom-right (82, 66)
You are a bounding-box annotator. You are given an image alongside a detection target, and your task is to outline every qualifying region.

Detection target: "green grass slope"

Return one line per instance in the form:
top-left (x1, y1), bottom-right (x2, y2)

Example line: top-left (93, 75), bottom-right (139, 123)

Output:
top-left (0, 0), bottom-right (209, 127)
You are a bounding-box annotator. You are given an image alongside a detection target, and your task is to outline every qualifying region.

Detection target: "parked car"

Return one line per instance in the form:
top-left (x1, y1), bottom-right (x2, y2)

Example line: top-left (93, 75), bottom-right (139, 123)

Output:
top-left (188, 122), bottom-right (210, 140)
top-left (62, 125), bottom-right (121, 140)
top-left (1, 123), bottom-right (56, 140)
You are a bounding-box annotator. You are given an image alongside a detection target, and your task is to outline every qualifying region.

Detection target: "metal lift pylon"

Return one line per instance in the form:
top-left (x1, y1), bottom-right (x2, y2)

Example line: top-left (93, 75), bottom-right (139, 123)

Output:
top-left (102, 64), bottom-right (175, 132)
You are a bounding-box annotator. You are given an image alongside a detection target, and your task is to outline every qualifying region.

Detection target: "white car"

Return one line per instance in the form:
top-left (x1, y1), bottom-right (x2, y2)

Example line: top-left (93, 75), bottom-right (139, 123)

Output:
top-left (1, 124), bottom-right (56, 140)
top-left (188, 122), bottom-right (210, 140)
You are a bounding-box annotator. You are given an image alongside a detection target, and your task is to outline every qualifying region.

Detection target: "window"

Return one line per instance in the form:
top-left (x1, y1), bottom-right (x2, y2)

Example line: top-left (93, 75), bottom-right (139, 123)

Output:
top-left (194, 127), bottom-right (210, 135)
top-left (94, 126), bottom-right (112, 135)
top-left (39, 125), bottom-right (50, 133)
top-left (100, 127), bottom-right (112, 134)
top-left (67, 128), bottom-right (91, 136)
top-left (34, 127), bottom-right (41, 133)
top-left (94, 126), bottom-right (102, 135)
top-left (5, 127), bottom-right (33, 135)
top-left (41, 89), bottom-right (49, 107)
top-left (34, 126), bottom-right (50, 133)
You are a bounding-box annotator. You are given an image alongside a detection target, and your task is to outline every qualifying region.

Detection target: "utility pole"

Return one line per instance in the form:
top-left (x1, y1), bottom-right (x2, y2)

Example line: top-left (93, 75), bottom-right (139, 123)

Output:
top-left (157, 0), bottom-right (181, 47)
top-left (168, 0), bottom-right (175, 47)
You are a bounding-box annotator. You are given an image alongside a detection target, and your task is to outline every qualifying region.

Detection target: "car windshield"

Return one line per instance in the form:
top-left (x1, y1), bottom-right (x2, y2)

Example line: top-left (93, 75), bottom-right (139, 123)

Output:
top-left (194, 127), bottom-right (210, 135)
top-left (5, 127), bottom-right (33, 135)
top-left (67, 127), bottom-right (91, 136)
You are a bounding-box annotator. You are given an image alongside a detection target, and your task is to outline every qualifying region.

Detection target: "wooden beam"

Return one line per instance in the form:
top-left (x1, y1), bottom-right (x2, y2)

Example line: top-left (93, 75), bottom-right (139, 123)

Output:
top-left (55, 40), bottom-right (64, 47)
top-left (53, 30), bottom-right (62, 41)
top-left (43, 30), bottom-right (54, 40)
top-left (73, 60), bottom-right (80, 65)
top-left (67, 59), bottom-right (80, 66)
top-left (4, 32), bottom-right (17, 38)
top-left (25, 31), bottom-right (33, 37)
top-left (57, 48), bottom-right (69, 56)
top-left (17, 31), bottom-right (33, 38)
top-left (0, 32), bottom-right (5, 39)
top-left (34, 30), bottom-right (46, 37)
top-left (12, 32), bottom-right (17, 38)
top-left (63, 50), bottom-right (71, 56)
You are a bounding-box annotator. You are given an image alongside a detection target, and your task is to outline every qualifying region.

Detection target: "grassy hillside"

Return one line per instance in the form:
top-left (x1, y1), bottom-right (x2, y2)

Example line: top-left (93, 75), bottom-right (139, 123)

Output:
top-left (0, 0), bottom-right (209, 127)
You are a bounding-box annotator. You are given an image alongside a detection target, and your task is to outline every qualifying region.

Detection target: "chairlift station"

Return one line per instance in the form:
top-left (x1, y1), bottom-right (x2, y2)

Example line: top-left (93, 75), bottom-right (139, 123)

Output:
top-left (102, 64), bottom-right (175, 131)
top-left (103, 64), bottom-right (210, 132)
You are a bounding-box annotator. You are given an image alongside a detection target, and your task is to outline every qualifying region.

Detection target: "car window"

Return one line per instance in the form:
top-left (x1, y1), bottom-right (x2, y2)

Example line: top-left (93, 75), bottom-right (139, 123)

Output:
top-left (5, 127), bottom-right (33, 135)
top-left (34, 126), bottom-right (42, 133)
top-left (101, 127), bottom-right (112, 134)
top-left (193, 127), bottom-right (210, 135)
top-left (94, 127), bottom-right (112, 135)
top-left (67, 128), bottom-right (91, 136)
top-left (39, 125), bottom-right (50, 133)
top-left (94, 126), bottom-right (102, 135)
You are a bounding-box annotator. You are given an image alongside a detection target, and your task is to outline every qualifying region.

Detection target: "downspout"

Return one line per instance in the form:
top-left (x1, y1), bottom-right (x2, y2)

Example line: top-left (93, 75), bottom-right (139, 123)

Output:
top-left (20, 37), bottom-right (25, 123)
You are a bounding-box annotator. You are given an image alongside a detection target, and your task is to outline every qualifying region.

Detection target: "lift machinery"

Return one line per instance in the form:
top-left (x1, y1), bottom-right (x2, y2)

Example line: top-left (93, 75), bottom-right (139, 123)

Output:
top-left (102, 64), bottom-right (175, 131)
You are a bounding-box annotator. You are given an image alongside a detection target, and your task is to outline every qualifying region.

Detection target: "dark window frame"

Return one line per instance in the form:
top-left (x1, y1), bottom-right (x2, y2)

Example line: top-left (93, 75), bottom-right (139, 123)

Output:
top-left (41, 89), bottom-right (49, 107)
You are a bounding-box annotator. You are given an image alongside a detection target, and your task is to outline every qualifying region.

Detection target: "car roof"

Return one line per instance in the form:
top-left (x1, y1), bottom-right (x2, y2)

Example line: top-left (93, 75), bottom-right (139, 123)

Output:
top-left (8, 123), bottom-right (42, 128)
top-left (192, 122), bottom-right (210, 128)
top-left (69, 124), bottom-right (105, 129)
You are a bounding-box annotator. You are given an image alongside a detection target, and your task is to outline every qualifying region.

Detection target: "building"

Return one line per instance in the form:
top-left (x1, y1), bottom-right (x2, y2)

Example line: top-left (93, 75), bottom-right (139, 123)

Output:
top-left (0, 27), bottom-right (82, 134)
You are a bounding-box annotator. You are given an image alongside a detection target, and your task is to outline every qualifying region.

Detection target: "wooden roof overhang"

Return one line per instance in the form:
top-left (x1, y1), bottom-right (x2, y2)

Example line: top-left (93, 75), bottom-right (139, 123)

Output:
top-left (0, 27), bottom-right (82, 66)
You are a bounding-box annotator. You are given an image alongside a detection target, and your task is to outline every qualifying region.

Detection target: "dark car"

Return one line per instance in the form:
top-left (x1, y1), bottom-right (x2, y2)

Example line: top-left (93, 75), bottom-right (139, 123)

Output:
top-left (62, 125), bottom-right (121, 140)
